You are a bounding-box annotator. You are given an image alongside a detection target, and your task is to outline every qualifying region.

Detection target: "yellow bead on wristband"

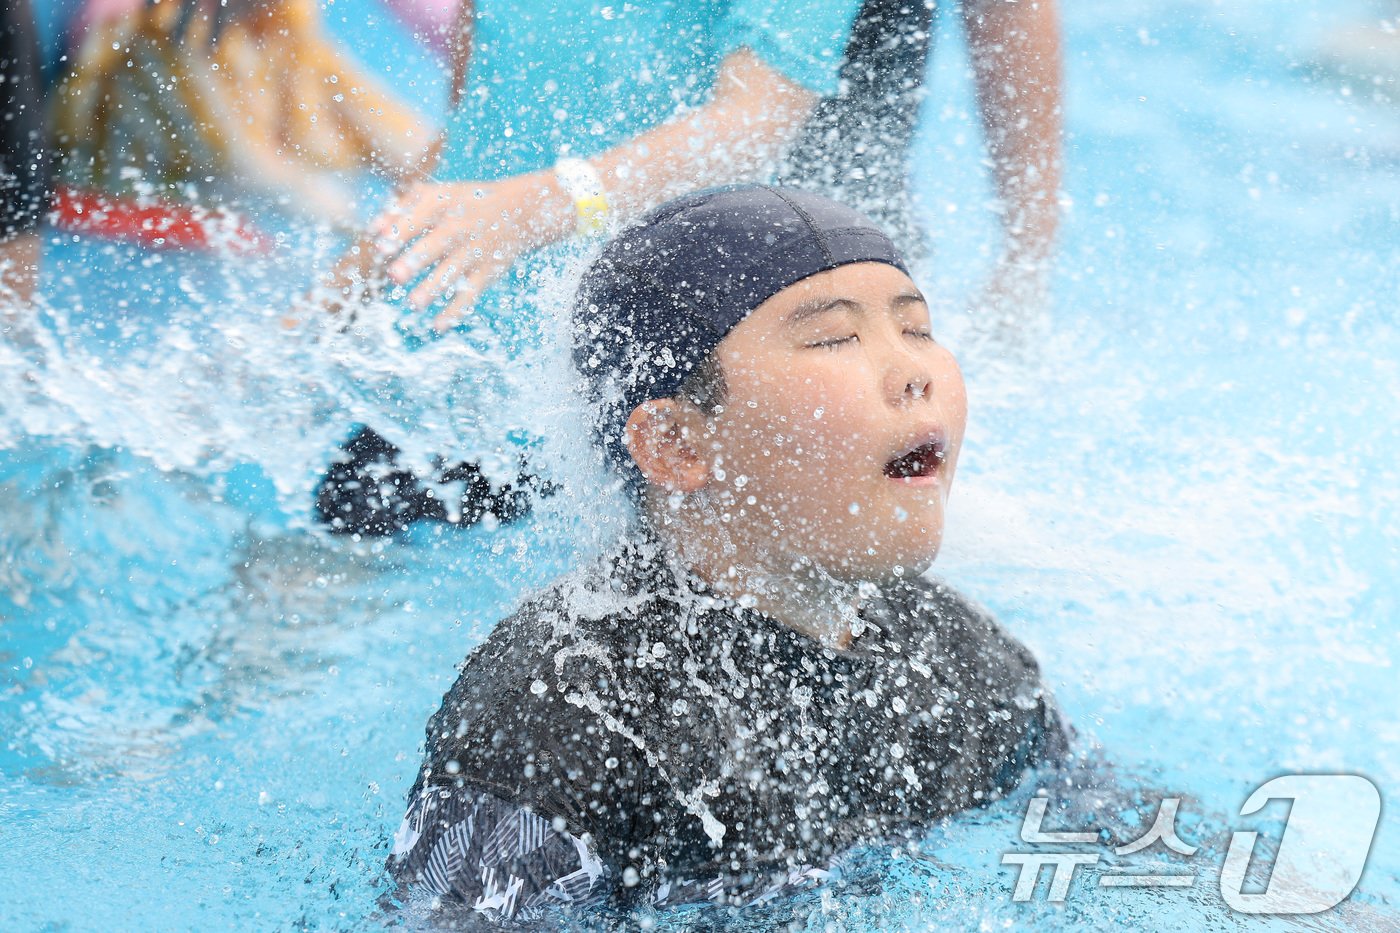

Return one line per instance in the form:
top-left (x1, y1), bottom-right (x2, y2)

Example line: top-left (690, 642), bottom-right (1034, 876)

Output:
top-left (573, 192), bottom-right (610, 236)
top-left (553, 157), bottom-right (611, 237)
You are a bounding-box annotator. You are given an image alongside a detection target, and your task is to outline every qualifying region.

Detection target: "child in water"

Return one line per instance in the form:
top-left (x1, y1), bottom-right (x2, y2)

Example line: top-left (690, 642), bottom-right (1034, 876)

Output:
top-left (388, 186), bottom-right (1070, 924)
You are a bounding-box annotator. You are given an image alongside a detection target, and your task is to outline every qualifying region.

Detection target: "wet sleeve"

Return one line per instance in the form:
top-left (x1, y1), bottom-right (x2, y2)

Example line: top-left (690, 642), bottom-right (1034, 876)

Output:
top-left (716, 0), bottom-right (865, 97)
top-left (388, 784), bottom-right (610, 924)
top-left (934, 584), bottom-right (1075, 774)
top-left (0, 0), bottom-right (50, 238)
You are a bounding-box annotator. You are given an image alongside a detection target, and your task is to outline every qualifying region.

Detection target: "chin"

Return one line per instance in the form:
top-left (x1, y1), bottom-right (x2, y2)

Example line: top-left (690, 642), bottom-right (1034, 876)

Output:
top-left (879, 508), bottom-right (946, 574)
top-left (881, 541), bottom-right (942, 581)
top-left (813, 529), bottom-right (943, 584)
top-left (780, 498), bottom-right (947, 582)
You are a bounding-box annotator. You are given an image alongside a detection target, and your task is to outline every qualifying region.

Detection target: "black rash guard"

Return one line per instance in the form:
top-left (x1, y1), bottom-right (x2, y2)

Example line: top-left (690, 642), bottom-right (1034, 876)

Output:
top-left (0, 0), bottom-right (49, 238)
top-left (389, 540), bottom-right (1070, 924)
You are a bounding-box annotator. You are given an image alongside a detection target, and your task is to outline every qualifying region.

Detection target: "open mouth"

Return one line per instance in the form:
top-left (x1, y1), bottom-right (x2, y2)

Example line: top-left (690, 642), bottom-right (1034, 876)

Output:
top-left (883, 439), bottom-right (946, 480)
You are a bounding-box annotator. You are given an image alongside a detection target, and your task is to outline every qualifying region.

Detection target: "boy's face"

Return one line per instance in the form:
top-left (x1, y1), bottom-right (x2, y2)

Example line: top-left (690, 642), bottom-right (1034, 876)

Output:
top-left (700, 262), bottom-right (967, 581)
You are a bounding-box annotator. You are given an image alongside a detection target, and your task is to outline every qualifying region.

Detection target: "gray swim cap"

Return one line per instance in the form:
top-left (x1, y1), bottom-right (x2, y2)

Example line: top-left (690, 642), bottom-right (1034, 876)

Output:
top-left (572, 184), bottom-right (909, 486)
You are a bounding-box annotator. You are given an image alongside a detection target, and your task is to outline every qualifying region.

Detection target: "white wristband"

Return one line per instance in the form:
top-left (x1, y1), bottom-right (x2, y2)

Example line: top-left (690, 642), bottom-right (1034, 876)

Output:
top-left (553, 157), bottom-right (610, 237)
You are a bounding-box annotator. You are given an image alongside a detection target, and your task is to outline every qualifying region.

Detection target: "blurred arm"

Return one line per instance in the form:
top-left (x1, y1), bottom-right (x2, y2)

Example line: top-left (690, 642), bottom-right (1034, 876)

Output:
top-left (587, 46), bottom-right (818, 225)
top-left (372, 47), bottom-right (817, 328)
top-left (962, 0), bottom-right (1064, 265)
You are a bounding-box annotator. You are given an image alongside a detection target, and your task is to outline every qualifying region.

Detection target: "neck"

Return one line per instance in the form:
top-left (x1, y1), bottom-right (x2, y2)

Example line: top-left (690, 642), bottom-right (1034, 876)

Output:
top-left (646, 494), bottom-right (869, 649)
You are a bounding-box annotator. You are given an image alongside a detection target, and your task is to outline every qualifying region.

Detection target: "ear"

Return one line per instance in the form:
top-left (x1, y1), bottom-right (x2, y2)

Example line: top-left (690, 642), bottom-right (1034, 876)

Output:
top-left (624, 398), bottom-right (711, 494)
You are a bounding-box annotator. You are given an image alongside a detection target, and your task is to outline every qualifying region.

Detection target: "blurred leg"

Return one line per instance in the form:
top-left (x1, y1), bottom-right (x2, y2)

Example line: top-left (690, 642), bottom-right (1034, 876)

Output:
top-left (1, 0), bottom-right (50, 308)
top-left (0, 233), bottom-right (40, 305)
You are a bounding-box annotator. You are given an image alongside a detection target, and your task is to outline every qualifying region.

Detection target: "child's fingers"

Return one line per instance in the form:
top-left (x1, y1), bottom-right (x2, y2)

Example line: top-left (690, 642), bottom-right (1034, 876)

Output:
top-left (430, 263), bottom-right (501, 332)
top-left (389, 220), bottom-right (478, 285)
top-left (373, 208), bottom-right (434, 249)
top-left (372, 183), bottom-right (447, 239)
top-left (406, 248), bottom-right (470, 310)
top-left (370, 197), bottom-right (412, 238)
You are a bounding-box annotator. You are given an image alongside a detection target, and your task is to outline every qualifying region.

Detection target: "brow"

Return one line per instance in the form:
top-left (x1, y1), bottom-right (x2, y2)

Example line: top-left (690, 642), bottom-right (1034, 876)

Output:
top-left (785, 292), bottom-right (928, 326)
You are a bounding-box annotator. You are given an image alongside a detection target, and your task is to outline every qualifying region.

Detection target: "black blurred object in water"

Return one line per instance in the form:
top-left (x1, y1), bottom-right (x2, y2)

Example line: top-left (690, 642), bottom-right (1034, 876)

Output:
top-left (314, 427), bottom-right (535, 536)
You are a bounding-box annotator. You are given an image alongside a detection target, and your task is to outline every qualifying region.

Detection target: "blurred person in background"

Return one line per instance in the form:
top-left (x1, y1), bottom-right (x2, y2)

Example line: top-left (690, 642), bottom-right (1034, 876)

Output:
top-left (48, 0), bottom-right (432, 238)
top-left (0, 0), bottom-right (49, 306)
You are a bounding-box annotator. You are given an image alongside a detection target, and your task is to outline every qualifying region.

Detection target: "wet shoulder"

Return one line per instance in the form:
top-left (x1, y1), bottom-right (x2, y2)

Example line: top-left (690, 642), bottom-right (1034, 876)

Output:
top-left (443, 572), bottom-right (648, 723)
top-left (428, 557), bottom-right (684, 746)
top-left (878, 578), bottom-right (1073, 803)
top-left (417, 569), bottom-right (670, 820)
top-left (892, 578), bottom-right (1043, 684)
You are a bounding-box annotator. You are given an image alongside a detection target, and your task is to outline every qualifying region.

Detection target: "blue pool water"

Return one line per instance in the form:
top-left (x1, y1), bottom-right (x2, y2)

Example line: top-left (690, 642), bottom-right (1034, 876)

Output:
top-left (2, 0), bottom-right (1398, 929)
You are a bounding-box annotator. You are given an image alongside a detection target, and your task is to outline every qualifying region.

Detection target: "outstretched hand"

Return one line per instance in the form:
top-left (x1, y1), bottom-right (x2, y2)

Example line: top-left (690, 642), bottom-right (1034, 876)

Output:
top-left (369, 173), bottom-right (573, 332)
top-left (309, 44), bottom-right (818, 332)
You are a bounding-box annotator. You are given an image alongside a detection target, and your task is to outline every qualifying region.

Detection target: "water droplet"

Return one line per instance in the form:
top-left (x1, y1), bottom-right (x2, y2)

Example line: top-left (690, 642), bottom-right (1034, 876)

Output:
top-left (530, 678), bottom-right (547, 695)
top-left (848, 502), bottom-right (860, 515)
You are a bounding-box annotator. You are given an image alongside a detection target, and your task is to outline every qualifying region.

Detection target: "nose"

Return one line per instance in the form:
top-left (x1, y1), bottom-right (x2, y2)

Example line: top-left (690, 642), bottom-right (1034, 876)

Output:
top-left (880, 344), bottom-right (934, 408)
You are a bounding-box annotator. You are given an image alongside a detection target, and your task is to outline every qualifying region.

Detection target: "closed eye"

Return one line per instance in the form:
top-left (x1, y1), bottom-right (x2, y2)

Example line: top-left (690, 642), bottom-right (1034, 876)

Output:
top-left (905, 329), bottom-right (935, 342)
top-left (806, 334), bottom-right (857, 349)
